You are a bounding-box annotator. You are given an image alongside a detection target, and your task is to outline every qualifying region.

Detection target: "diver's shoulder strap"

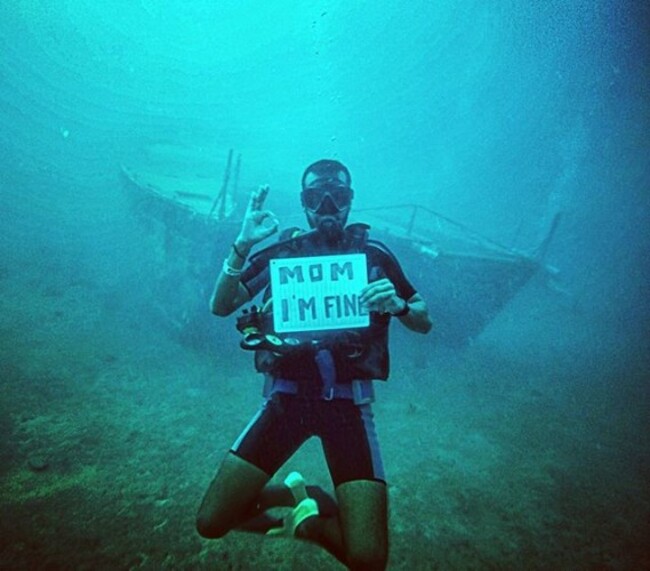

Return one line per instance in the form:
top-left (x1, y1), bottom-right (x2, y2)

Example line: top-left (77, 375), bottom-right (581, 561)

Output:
top-left (345, 223), bottom-right (370, 251)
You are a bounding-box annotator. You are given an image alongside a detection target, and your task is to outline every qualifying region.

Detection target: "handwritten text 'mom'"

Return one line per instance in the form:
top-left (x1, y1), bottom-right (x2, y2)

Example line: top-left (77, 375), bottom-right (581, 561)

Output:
top-left (278, 260), bottom-right (355, 285)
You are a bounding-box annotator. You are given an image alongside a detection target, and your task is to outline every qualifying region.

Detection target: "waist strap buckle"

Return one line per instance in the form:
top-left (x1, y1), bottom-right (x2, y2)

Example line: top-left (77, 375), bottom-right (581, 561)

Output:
top-left (263, 376), bottom-right (375, 405)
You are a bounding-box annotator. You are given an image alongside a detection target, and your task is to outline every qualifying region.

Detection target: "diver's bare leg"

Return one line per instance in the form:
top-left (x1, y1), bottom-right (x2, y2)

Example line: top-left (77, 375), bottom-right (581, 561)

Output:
top-left (196, 451), bottom-right (270, 538)
top-left (197, 453), bottom-right (340, 536)
top-left (296, 479), bottom-right (388, 570)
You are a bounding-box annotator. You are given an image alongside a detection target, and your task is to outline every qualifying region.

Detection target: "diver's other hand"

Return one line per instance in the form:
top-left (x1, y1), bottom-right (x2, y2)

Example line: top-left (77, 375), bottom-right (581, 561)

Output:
top-left (236, 185), bottom-right (279, 249)
top-left (359, 278), bottom-right (404, 314)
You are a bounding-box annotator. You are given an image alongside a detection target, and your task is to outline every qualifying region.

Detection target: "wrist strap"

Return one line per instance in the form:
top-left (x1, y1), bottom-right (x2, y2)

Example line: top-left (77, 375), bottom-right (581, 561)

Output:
top-left (232, 242), bottom-right (247, 260)
top-left (392, 299), bottom-right (410, 317)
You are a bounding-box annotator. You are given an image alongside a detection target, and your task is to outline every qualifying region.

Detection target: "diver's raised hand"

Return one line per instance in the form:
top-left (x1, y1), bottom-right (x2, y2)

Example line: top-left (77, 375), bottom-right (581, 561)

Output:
top-left (359, 278), bottom-right (406, 315)
top-left (236, 185), bottom-right (279, 250)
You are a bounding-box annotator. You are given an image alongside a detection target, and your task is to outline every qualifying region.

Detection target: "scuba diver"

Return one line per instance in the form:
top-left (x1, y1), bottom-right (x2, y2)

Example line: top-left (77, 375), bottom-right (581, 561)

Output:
top-left (196, 159), bottom-right (432, 570)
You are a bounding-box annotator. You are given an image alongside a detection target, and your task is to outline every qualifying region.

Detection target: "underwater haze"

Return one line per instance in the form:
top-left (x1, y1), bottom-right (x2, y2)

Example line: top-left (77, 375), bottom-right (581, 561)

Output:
top-left (1, 1), bottom-right (649, 569)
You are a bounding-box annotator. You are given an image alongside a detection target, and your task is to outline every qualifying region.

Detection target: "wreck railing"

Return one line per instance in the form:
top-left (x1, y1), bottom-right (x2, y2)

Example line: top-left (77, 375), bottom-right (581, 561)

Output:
top-left (355, 203), bottom-right (519, 257)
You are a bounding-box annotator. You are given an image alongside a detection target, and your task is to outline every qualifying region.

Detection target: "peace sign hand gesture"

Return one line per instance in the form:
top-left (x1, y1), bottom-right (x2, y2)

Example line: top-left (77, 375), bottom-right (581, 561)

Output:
top-left (236, 185), bottom-right (280, 250)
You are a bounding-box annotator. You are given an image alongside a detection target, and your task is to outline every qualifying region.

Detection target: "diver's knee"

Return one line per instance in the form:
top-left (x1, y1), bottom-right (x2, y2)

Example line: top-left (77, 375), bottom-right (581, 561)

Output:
top-left (346, 547), bottom-right (388, 571)
top-left (195, 512), bottom-right (229, 539)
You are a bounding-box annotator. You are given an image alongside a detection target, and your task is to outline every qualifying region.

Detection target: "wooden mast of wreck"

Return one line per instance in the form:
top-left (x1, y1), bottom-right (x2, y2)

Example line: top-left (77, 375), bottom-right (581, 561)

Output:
top-left (231, 152), bottom-right (241, 209)
top-left (209, 149), bottom-right (233, 220)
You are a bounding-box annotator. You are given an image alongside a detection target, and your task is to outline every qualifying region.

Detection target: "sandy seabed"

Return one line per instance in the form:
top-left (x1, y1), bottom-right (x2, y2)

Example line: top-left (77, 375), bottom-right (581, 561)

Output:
top-left (0, 259), bottom-right (648, 571)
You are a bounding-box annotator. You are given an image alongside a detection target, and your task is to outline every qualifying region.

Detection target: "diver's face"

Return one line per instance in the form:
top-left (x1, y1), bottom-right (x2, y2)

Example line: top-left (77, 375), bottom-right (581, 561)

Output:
top-left (301, 183), bottom-right (353, 241)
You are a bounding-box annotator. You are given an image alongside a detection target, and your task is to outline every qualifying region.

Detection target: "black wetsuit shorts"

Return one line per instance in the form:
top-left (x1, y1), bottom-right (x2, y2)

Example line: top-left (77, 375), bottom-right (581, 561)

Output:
top-left (230, 392), bottom-right (385, 487)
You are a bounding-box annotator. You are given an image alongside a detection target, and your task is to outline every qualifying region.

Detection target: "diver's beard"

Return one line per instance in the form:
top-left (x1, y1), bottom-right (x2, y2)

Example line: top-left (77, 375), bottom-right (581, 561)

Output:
top-left (306, 203), bottom-right (350, 244)
top-left (317, 216), bottom-right (344, 243)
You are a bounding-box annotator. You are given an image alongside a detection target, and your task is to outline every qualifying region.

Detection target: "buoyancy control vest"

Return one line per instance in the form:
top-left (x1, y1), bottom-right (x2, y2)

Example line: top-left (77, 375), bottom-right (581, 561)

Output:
top-left (238, 223), bottom-right (404, 384)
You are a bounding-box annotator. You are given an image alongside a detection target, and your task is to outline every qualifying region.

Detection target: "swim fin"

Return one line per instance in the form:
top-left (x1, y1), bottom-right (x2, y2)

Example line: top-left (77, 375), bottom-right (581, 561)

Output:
top-left (266, 472), bottom-right (318, 536)
top-left (266, 498), bottom-right (319, 536)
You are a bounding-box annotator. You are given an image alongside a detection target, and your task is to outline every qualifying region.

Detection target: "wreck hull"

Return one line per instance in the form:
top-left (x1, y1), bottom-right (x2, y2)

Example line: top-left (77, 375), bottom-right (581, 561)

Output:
top-left (384, 238), bottom-right (536, 345)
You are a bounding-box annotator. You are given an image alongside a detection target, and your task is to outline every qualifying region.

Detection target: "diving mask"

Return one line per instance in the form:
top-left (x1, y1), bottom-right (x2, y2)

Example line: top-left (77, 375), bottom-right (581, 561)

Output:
top-left (301, 184), bottom-right (353, 213)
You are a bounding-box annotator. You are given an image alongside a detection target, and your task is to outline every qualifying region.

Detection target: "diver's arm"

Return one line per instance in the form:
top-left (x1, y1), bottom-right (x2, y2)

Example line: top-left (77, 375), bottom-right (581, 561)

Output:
top-left (209, 240), bottom-right (252, 316)
top-left (395, 293), bottom-right (433, 334)
top-left (210, 186), bottom-right (279, 317)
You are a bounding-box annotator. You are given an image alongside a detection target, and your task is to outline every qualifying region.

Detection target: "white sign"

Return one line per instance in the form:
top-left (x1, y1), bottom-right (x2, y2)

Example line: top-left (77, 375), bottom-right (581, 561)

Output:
top-left (270, 254), bottom-right (369, 333)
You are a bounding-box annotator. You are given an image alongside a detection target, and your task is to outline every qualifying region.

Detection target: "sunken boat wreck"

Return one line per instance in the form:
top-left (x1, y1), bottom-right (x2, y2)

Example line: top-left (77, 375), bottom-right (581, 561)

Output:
top-left (122, 145), bottom-right (558, 349)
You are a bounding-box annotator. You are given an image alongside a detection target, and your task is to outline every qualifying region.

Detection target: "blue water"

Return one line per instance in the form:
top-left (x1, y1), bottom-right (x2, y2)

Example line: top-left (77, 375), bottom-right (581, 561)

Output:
top-left (1, 1), bottom-right (648, 569)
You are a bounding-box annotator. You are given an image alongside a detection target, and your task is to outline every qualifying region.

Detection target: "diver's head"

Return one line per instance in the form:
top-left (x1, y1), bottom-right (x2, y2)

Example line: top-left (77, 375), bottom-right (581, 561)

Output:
top-left (301, 159), bottom-right (353, 242)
